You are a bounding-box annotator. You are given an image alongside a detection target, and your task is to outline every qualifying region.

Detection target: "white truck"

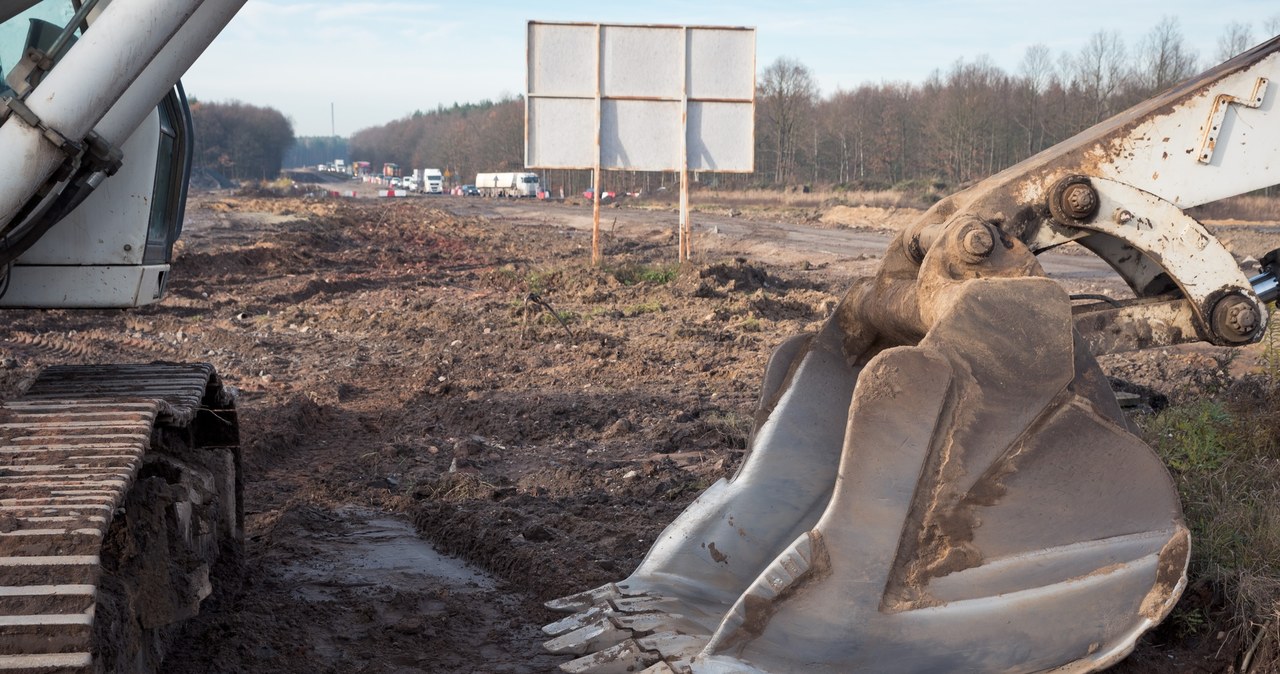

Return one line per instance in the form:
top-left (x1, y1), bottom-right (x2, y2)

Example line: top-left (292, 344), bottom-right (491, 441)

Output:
top-left (474, 171), bottom-right (540, 197)
top-left (422, 168), bottom-right (443, 194)
top-left (411, 168), bottom-right (442, 194)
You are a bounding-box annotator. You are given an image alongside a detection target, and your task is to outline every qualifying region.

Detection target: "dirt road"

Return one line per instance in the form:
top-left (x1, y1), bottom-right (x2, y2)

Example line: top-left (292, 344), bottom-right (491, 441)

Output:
top-left (447, 197), bottom-right (1124, 289)
top-left (0, 192), bottom-right (1267, 673)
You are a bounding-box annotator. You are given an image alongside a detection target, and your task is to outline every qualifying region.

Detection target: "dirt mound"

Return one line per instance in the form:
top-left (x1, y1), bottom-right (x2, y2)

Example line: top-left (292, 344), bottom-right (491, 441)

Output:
top-left (699, 258), bottom-right (781, 292)
top-left (819, 204), bottom-right (923, 231)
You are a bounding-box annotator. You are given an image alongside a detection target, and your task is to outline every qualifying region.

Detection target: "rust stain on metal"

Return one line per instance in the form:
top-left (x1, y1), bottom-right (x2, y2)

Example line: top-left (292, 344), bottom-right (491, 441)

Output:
top-left (713, 530), bottom-right (830, 654)
top-left (707, 541), bottom-right (729, 564)
top-left (1139, 527), bottom-right (1190, 620)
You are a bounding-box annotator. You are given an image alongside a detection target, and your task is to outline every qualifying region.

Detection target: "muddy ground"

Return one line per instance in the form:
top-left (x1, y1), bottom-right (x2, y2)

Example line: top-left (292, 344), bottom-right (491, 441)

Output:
top-left (0, 188), bottom-right (1274, 673)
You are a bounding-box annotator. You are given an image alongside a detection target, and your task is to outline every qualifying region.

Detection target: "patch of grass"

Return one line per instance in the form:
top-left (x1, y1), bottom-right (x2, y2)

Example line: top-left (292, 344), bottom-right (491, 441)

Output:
top-left (417, 472), bottom-right (499, 501)
top-left (1265, 305), bottom-right (1280, 390)
top-left (608, 263), bottom-right (679, 286)
top-left (738, 317), bottom-right (762, 333)
top-left (700, 411), bottom-right (753, 450)
top-left (1140, 383), bottom-right (1280, 648)
top-left (525, 269), bottom-right (557, 294)
top-left (539, 309), bottom-right (578, 326)
top-left (1145, 401), bottom-right (1235, 472)
top-left (1169, 605), bottom-right (1209, 639)
top-left (623, 301), bottom-right (663, 317)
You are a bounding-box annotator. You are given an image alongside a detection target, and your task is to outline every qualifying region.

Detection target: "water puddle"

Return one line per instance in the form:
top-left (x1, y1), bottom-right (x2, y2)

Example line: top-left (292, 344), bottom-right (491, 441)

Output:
top-left (275, 505), bottom-right (495, 602)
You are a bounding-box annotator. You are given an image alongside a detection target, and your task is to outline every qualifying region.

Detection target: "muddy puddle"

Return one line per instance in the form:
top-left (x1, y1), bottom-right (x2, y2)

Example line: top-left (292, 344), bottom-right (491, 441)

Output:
top-left (277, 506), bottom-right (496, 604)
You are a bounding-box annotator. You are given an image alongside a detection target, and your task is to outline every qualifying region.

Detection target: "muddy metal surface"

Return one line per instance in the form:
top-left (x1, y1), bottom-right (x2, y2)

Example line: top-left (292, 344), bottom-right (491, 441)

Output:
top-left (0, 192), bottom-right (1270, 673)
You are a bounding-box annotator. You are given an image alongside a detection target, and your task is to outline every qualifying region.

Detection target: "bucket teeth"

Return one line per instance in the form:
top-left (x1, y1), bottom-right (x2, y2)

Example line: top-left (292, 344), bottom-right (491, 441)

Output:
top-left (545, 583), bottom-right (622, 613)
top-left (543, 605), bottom-right (610, 637)
top-left (543, 598), bottom-right (705, 657)
top-left (557, 631), bottom-right (708, 674)
top-left (559, 638), bottom-right (661, 674)
top-left (543, 617), bottom-right (632, 656)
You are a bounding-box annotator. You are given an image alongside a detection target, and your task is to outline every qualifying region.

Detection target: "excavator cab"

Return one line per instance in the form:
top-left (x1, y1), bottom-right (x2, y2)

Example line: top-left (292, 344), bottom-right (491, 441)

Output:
top-left (545, 36), bottom-right (1280, 674)
top-left (0, 0), bottom-right (193, 308)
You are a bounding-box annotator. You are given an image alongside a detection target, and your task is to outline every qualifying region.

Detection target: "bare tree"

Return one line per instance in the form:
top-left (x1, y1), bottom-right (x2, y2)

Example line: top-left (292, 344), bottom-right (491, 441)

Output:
top-left (1016, 44), bottom-right (1054, 154)
top-left (1265, 14), bottom-right (1280, 37)
top-left (1136, 17), bottom-right (1198, 94)
top-left (1072, 30), bottom-right (1129, 124)
top-left (1216, 21), bottom-right (1254, 61)
top-left (757, 57), bottom-right (818, 185)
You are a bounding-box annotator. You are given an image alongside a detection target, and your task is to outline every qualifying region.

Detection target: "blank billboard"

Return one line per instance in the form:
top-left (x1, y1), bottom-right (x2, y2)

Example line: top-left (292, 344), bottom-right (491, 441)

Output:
top-left (526, 22), bottom-right (755, 173)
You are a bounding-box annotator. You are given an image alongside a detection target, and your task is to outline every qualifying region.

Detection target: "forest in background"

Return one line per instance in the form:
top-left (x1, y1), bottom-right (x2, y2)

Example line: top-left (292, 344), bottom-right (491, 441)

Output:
top-left (196, 16), bottom-right (1280, 196)
top-left (190, 100), bottom-right (294, 181)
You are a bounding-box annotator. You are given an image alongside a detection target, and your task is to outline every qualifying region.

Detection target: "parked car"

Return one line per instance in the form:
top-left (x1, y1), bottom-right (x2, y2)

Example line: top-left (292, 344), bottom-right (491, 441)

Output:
top-left (460, 184), bottom-right (479, 196)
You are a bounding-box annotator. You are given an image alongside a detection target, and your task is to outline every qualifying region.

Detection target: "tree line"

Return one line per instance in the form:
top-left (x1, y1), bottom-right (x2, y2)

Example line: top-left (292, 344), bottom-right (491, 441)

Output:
top-left (190, 100), bottom-right (295, 181)
top-left (195, 15), bottom-right (1278, 195)
top-left (348, 99), bottom-right (523, 185)
top-left (754, 16), bottom-right (1279, 190)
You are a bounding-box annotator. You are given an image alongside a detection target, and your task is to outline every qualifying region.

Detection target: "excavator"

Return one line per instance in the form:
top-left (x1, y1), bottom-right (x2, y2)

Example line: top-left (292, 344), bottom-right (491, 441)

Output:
top-left (0, 0), bottom-right (1276, 672)
top-left (0, 1), bottom-right (246, 672)
top-left (542, 35), bottom-right (1280, 674)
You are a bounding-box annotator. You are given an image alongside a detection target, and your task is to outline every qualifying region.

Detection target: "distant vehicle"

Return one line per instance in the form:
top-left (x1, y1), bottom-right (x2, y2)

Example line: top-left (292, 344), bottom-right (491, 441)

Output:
top-left (390, 177), bottom-right (402, 188)
top-left (475, 172), bottom-right (540, 197)
top-left (461, 184), bottom-right (479, 196)
top-left (423, 168), bottom-right (443, 194)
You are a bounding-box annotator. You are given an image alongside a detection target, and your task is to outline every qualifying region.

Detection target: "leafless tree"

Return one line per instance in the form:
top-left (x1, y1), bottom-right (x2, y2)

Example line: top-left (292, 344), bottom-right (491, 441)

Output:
top-left (1216, 21), bottom-right (1255, 61)
top-left (1016, 44), bottom-right (1054, 155)
top-left (192, 100), bottom-right (295, 180)
top-left (757, 57), bottom-right (818, 185)
top-left (1072, 30), bottom-right (1129, 124)
top-left (1265, 14), bottom-right (1280, 38)
top-left (1136, 17), bottom-right (1199, 95)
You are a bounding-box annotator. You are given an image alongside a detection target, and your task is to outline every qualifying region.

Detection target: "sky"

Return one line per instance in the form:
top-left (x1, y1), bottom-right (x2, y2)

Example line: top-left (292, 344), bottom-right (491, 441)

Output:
top-left (183, 0), bottom-right (1280, 137)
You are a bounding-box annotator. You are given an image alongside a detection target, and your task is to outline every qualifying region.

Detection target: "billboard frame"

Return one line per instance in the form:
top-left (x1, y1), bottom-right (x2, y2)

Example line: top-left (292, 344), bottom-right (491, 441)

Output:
top-left (526, 21), bottom-right (756, 262)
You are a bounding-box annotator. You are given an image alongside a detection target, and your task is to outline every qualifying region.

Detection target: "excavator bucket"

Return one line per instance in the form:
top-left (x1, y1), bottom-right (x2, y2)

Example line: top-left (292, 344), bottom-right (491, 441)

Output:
top-left (543, 219), bottom-right (1188, 673)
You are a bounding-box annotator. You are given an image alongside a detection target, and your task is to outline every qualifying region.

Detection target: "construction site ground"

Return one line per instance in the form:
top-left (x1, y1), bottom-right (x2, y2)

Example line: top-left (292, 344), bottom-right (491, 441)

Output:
top-left (0, 185), bottom-right (1274, 673)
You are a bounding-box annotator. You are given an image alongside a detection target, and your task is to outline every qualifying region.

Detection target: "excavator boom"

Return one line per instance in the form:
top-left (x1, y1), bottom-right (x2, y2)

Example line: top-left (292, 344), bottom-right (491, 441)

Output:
top-left (0, 2), bottom-right (247, 670)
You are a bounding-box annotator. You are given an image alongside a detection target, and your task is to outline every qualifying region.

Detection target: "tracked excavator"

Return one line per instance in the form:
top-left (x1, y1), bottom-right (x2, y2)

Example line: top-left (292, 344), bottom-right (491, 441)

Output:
top-left (0, 0), bottom-right (247, 671)
top-left (0, 1), bottom-right (1278, 672)
top-left (542, 35), bottom-right (1280, 674)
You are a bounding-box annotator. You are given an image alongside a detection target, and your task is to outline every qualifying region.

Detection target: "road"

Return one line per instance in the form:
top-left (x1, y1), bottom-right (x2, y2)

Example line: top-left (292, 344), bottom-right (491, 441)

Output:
top-left (437, 196), bottom-right (1128, 294)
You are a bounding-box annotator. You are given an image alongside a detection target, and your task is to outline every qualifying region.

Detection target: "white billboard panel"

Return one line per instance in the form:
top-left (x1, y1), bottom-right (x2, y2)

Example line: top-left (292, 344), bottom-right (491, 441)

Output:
top-left (527, 98), bottom-right (597, 169)
top-left (601, 25), bottom-right (684, 98)
top-left (526, 21), bottom-right (755, 173)
top-left (688, 101), bottom-right (754, 171)
top-left (687, 28), bottom-right (756, 99)
top-left (602, 99), bottom-right (682, 170)
top-left (527, 23), bottom-right (596, 98)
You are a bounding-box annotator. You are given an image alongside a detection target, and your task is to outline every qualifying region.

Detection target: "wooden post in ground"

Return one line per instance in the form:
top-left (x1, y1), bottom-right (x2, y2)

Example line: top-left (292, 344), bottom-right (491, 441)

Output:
top-left (591, 168), bottom-right (602, 264)
top-left (591, 24), bottom-right (603, 265)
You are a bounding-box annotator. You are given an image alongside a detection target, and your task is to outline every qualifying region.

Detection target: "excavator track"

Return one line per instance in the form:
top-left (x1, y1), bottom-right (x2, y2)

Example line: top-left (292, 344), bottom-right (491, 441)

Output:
top-left (0, 363), bottom-right (240, 673)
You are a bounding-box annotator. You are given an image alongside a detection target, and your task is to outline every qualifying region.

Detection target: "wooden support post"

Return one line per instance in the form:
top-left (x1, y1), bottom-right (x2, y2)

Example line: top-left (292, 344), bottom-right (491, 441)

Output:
top-left (591, 23), bottom-right (603, 265)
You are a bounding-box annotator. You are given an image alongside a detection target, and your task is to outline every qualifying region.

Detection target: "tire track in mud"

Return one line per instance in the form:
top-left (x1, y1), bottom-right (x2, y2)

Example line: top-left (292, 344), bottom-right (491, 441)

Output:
top-left (0, 329), bottom-right (183, 362)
